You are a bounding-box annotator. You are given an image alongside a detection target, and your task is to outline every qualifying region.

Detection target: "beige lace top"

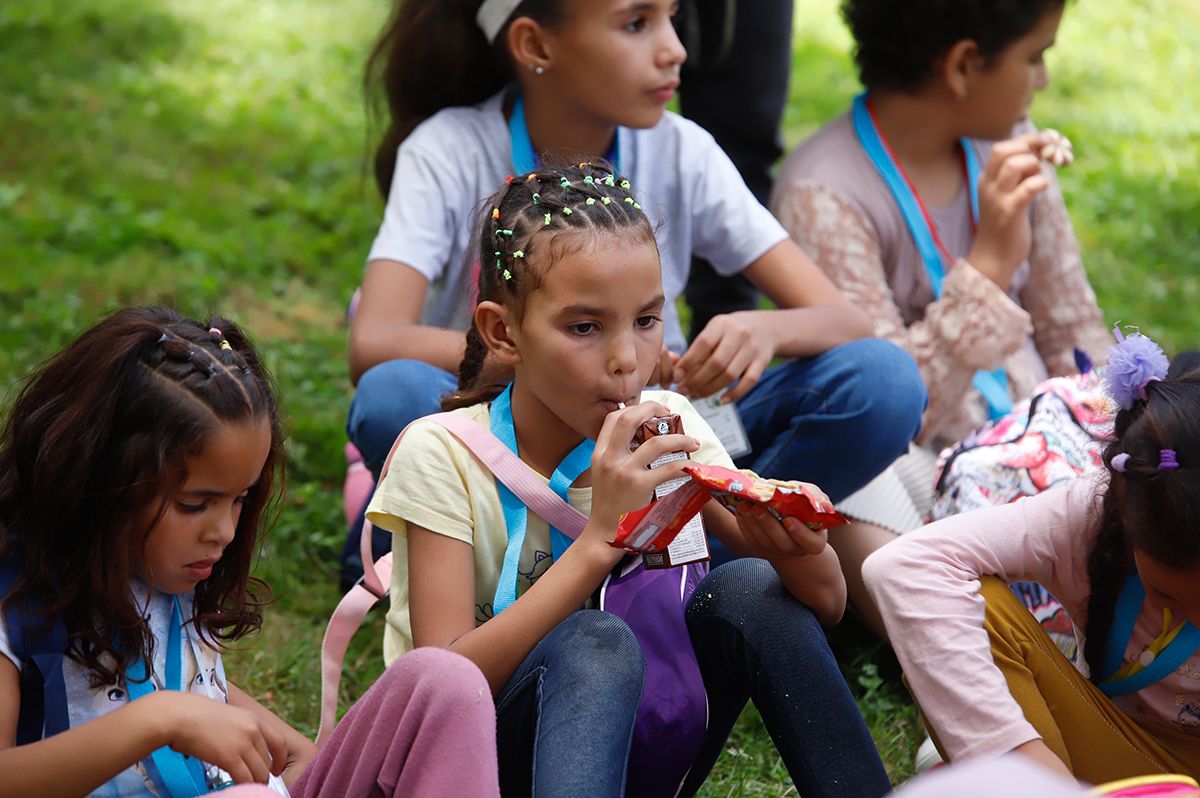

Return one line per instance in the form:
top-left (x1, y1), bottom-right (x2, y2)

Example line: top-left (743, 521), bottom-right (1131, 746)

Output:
top-left (772, 113), bottom-right (1109, 448)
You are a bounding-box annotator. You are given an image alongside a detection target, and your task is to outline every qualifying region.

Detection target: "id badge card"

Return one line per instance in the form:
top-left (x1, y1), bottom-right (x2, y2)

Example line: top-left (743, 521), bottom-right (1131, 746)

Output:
top-left (693, 392), bottom-right (751, 459)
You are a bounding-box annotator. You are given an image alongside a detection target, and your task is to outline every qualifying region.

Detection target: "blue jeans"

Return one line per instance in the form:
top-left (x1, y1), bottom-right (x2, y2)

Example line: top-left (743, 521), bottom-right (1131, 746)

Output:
top-left (494, 562), bottom-right (892, 798)
top-left (346, 359), bottom-right (458, 479)
top-left (735, 338), bottom-right (926, 503)
top-left (494, 611), bottom-right (645, 797)
top-left (341, 360), bottom-right (457, 589)
top-left (682, 559), bottom-right (892, 798)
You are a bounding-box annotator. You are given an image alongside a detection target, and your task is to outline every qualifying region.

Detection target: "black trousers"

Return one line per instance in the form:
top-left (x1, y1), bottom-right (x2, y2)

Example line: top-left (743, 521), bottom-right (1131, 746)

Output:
top-left (679, 0), bottom-right (795, 340)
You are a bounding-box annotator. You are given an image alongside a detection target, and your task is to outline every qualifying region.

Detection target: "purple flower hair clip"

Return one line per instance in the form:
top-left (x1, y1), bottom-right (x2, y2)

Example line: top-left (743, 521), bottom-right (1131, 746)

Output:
top-left (1103, 324), bottom-right (1169, 409)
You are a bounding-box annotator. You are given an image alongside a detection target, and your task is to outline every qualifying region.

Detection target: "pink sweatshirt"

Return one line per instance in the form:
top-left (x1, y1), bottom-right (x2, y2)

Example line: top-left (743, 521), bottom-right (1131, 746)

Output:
top-left (863, 474), bottom-right (1200, 761)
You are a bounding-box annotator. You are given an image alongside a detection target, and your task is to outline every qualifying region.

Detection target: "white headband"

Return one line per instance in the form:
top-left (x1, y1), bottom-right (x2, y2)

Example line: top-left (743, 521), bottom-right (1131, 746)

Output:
top-left (476, 0), bottom-right (525, 44)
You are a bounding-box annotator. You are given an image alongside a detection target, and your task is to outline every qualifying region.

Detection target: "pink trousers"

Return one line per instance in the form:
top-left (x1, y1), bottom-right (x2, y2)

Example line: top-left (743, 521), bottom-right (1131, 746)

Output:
top-left (222, 648), bottom-right (499, 798)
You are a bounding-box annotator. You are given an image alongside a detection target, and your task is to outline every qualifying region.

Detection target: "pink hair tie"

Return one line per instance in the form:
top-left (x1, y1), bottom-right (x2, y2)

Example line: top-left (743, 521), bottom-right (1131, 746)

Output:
top-left (209, 327), bottom-right (233, 352)
top-left (1159, 449), bottom-right (1180, 471)
top-left (1112, 453), bottom-right (1131, 473)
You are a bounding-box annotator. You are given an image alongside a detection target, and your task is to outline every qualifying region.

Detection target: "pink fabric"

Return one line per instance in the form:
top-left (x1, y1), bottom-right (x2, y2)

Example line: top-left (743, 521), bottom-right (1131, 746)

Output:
top-left (863, 474), bottom-right (1200, 761)
top-left (296, 647), bottom-right (499, 798)
top-left (893, 756), bottom-right (1088, 797)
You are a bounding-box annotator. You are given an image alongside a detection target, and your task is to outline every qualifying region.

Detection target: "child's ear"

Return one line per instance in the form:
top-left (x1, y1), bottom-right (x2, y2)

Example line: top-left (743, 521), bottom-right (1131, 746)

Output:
top-left (940, 39), bottom-right (982, 102)
top-left (506, 16), bottom-right (552, 76)
top-left (475, 300), bottom-right (521, 366)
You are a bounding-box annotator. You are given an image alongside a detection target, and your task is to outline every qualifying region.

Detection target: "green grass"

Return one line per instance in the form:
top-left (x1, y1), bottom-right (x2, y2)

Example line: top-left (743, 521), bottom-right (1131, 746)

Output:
top-left (2, 0), bottom-right (1198, 793)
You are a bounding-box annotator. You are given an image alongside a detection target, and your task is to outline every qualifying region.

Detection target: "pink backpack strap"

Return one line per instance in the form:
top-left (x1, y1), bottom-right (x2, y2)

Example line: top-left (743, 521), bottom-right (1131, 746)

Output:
top-left (316, 410), bottom-right (588, 746)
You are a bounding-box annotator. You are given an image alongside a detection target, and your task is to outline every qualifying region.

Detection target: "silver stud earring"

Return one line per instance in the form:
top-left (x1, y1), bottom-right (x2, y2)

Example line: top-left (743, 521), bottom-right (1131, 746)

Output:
top-left (533, 65), bottom-right (545, 75)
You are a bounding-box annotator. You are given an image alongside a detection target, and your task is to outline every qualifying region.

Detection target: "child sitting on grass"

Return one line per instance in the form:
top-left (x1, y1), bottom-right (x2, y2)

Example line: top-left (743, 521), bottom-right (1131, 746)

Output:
top-left (0, 306), bottom-right (499, 797)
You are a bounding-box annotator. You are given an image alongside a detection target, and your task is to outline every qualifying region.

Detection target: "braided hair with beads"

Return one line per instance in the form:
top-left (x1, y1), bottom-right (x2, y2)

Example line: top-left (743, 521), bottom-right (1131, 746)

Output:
top-left (443, 162), bottom-right (656, 411)
top-left (0, 306), bottom-right (284, 687)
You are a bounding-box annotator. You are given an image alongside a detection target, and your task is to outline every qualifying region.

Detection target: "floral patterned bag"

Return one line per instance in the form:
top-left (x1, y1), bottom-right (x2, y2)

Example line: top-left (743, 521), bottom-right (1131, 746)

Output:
top-left (930, 370), bottom-right (1114, 657)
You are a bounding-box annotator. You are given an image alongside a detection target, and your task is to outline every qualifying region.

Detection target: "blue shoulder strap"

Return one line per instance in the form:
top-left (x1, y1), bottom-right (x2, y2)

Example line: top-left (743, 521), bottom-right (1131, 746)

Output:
top-left (0, 555), bottom-right (69, 745)
top-left (851, 93), bottom-right (1011, 420)
top-left (1099, 571), bottom-right (1200, 697)
top-left (489, 384), bottom-right (594, 616)
top-left (125, 596), bottom-right (209, 796)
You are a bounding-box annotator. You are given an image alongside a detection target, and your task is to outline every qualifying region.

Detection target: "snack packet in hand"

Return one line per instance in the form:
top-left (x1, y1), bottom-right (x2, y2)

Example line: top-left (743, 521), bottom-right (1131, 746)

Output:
top-left (612, 463), bottom-right (845, 555)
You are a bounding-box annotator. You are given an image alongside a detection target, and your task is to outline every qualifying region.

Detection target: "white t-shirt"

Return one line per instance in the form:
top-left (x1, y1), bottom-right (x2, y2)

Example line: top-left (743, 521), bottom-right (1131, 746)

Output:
top-left (367, 87), bottom-right (788, 354)
top-left (0, 581), bottom-right (288, 797)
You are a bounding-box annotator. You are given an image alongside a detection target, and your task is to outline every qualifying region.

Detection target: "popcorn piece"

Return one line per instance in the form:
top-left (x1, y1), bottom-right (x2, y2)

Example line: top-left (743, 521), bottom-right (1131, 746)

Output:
top-left (1039, 129), bottom-right (1074, 168)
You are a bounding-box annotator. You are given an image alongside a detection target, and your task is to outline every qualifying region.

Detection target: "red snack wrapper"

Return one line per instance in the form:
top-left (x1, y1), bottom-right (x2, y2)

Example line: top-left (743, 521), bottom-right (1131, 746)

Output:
top-left (612, 464), bottom-right (845, 554)
top-left (683, 463), bottom-right (846, 530)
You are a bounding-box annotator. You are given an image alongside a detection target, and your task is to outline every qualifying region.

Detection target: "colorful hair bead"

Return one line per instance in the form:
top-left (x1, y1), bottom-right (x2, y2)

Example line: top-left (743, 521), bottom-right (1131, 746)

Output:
top-left (532, 192), bottom-right (540, 204)
top-left (492, 208), bottom-right (500, 220)
top-left (583, 176), bottom-right (595, 186)
top-left (1112, 453), bottom-right (1131, 473)
top-left (633, 202), bottom-right (642, 210)
top-left (619, 179), bottom-right (631, 190)
top-left (601, 197), bottom-right (611, 205)
top-left (562, 207), bottom-right (573, 215)
top-left (498, 229), bottom-right (513, 236)
top-left (624, 197), bottom-right (634, 204)
top-left (586, 197), bottom-right (595, 205)
top-left (505, 175), bottom-right (515, 185)
top-left (560, 177), bottom-right (571, 188)
top-left (544, 212), bottom-right (551, 226)
top-left (1159, 449), bottom-right (1181, 471)
top-left (502, 269), bottom-right (512, 281)
top-left (603, 175), bottom-right (615, 187)
top-left (513, 250), bottom-right (525, 258)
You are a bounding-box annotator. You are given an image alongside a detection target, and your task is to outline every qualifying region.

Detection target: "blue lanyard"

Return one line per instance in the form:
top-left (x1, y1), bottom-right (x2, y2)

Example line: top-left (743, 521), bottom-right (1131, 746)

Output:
top-left (509, 94), bottom-right (621, 175)
top-left (489, 383), bottom-right (594, 615)
top-left (1099, 571), bottom-right (1200, 698)
top-left (851, 92), bottom-right (1012, 420)
top-left (125, 596), bottom-right (210, 797)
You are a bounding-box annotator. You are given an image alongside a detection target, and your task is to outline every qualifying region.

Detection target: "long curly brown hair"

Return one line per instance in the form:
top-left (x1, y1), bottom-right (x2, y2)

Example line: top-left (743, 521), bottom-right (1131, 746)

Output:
top-left (0, 306), bottom-right (285, 687)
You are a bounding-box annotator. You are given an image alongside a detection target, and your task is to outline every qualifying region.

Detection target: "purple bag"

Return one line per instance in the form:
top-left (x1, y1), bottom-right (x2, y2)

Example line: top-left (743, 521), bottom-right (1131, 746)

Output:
top-left (601, 559), bottom-right (709, 797)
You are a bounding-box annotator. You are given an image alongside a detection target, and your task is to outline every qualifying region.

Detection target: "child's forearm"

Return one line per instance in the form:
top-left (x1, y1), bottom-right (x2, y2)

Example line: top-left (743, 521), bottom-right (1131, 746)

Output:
top-left (445, 529), bottom-right (623, 696)
top-left (770, 547), bottom-right (847, 626)
top-left (760, 304), bottom-right (873, 358)
top-left (0, 691), bottom-right (173, 798)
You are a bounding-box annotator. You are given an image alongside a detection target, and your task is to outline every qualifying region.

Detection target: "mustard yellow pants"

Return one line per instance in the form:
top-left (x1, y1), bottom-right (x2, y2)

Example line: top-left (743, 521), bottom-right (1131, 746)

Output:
top-left (928, 577), bottom-right (1200, 781)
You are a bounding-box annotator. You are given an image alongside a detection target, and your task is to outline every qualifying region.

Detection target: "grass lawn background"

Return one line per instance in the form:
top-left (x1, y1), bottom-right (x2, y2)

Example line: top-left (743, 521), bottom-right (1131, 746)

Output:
top-left (2, 0), bottom-right (1197, 793)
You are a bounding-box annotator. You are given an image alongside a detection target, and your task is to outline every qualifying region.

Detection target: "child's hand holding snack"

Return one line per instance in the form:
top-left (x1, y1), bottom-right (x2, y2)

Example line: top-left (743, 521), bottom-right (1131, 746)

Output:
top-left (731, 482), bottom-right (833, 560)
top-left (588, 402), bottom-right (699, 535)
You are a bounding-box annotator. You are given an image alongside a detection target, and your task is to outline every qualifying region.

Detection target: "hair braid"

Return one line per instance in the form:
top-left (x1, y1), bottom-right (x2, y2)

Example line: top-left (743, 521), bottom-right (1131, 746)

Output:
top-left (440, 162), bottom-right (656, 411)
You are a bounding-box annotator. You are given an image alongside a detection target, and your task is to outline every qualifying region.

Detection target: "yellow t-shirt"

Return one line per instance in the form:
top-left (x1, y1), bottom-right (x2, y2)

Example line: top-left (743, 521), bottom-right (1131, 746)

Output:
top-left (367, 389), bottom-right (734, 663)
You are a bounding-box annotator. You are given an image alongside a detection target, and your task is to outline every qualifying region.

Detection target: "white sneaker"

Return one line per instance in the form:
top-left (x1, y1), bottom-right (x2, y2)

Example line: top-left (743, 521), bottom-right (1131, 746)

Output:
top-left (913, 735), bottom-right (946, 773)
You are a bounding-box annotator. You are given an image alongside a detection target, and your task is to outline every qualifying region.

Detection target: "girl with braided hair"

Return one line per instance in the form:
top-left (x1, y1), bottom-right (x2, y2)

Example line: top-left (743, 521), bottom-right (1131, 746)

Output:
top-left (0, 307), bottom-right (500, 797)
top-left (368, 164), bottom-right (893, 797)
top-left (346, 0), bottom-right (926, 549)
top-left (863, 329), bottom-right (1200, 781)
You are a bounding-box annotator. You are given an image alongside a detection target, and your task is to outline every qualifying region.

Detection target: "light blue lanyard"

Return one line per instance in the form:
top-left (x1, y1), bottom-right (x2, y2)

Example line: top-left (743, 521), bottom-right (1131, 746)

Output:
top-left (509, 94), bottom-right (621, 175)
top-left (1099, 571), bottom-right (1200, 698)
top-left (851, 92), bottom-right (1012, 420)
top-left (125, 596), bottom-right (210, 797)
top-left (489, 384), bottom-right (594, 615)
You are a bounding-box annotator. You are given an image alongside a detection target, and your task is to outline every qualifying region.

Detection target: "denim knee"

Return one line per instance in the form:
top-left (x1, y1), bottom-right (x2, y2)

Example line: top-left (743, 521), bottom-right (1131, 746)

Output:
top-left (835, 338), bottom-right (926, 459)
top-left (688, 559), bottom-right (823, 641)
top-left (346, 359), bottom-right (457, 474)
top-left (551, 610), bottom-right (646, 693)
